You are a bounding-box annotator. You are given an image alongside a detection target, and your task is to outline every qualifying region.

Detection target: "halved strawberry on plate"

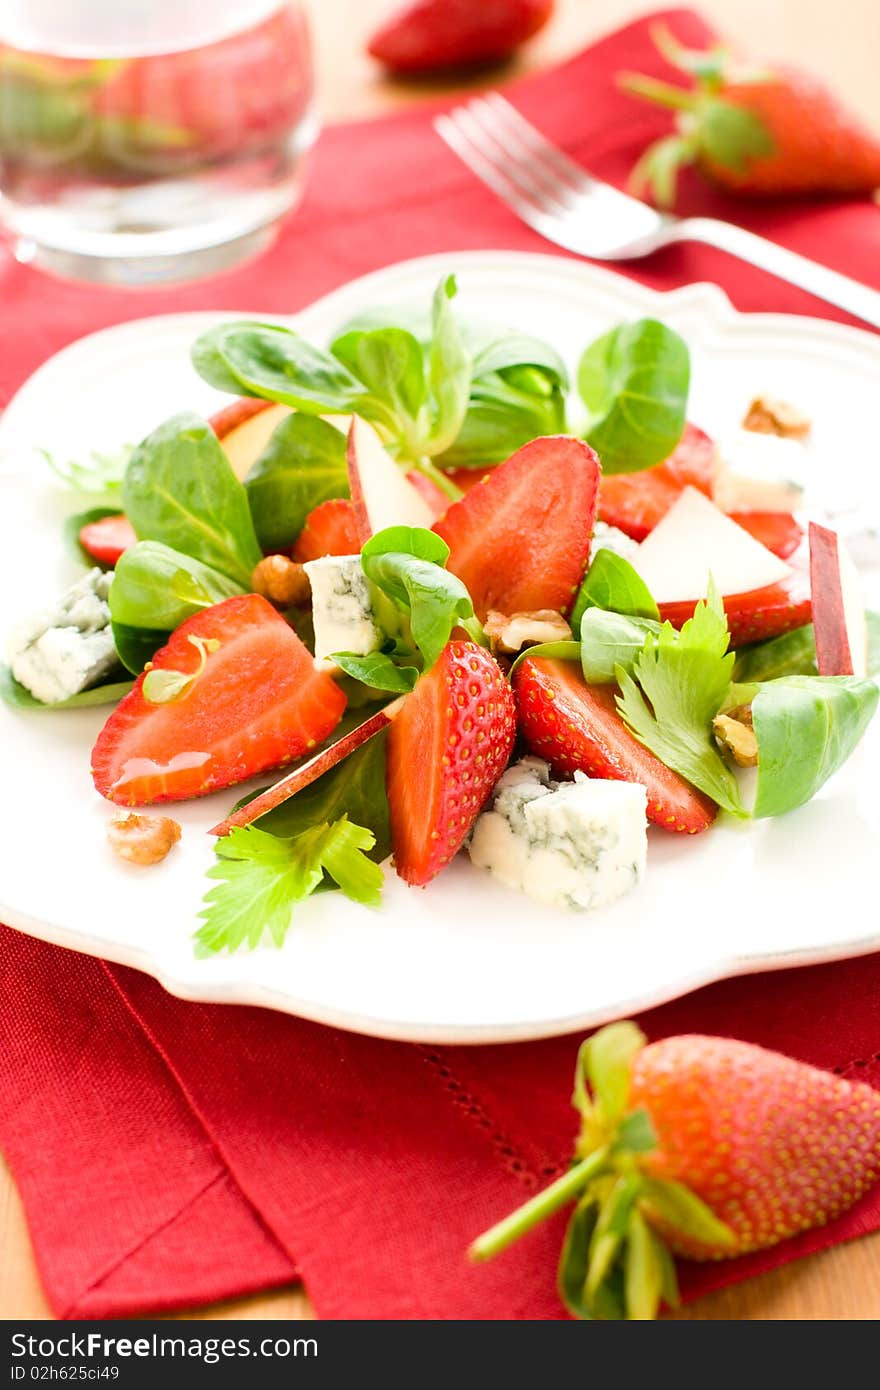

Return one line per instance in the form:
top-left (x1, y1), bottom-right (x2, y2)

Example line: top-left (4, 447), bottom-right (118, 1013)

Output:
top-left (514, 656), bottom-right (717, 834)
top-left (434, 435), bottom-right (600, 621)
top-left (92, 594), bottom-right (346, 805)
top-left (292, 498), bottom-right (361, 562)
top-left (386, 640), bottom-right (516, 884)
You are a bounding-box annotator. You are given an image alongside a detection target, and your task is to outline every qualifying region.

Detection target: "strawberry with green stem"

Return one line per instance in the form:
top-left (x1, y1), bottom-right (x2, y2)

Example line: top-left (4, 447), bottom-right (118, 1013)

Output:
top-left (620, 24), bottom-right (880, 206)
top-left (471, 1022), bottom-right (880, 1320)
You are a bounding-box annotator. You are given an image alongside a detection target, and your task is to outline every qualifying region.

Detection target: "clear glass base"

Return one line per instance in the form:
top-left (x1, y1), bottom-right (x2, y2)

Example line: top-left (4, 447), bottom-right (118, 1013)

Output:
top-left (10, 218), bottom-right (281, 287)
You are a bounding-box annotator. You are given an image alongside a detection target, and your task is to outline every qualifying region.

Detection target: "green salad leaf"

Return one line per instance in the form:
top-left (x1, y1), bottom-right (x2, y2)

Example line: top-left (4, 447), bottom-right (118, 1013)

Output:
top-left (331, 651), bottom-right (420, 693)
top-left (123, 413), bottom-right (262, 587)
top-left (0, 664), bottom-right (132, 711)
top-left (578, 319), bottom-right (689, 474)
top-left (580, 609), bottom-right (662, 685)
top-left (251, 728), bottom-right (391, 857)
top-left (616, 582), bottom-right (745, 815)
top-left (192, 320), bottom-right (365, 412)
top-left (110, 624), bottom-right (172, 677)
top-left (426, 274), bottom-right (473, 455)
top-left (435, 332), bottom-right (568, 470)
top-left (751, 676), bottom-right (879, 819)
top-left (42, 444), bottom-right (131, 504)
top-left (244, 414), bottom-right (348, 552)
top-left (571, 549), bottom-right (660, 631)
top-left (110, 541), bottom-right (243, 634)
top-left (195, 817), bottom-right (383, 956)
top-left (733, 612), bottom-right (880, 683)
top-left (360, 528), bottom-right (476, 672)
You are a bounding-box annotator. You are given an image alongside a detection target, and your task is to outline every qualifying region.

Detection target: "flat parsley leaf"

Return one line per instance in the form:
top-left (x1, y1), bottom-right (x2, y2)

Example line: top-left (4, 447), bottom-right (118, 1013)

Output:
top-left (615, 580), bottom-right (746, 816)
top-left (195, 817), bottom-right (383, 956)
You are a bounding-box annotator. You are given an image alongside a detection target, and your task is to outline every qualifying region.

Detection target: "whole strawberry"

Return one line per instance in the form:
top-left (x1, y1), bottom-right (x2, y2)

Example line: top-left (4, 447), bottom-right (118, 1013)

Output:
top-left (368, 0), bottom-right (554, 75)
top-left (471, 1022), bottom-right (880, 1319)
top-left (620, 25), bottom-right (880, 204)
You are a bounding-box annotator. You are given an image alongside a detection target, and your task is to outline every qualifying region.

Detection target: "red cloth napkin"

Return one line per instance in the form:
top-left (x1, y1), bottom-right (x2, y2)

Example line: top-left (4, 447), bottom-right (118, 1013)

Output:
top-left (1, 8), bottom-right (879, 1319)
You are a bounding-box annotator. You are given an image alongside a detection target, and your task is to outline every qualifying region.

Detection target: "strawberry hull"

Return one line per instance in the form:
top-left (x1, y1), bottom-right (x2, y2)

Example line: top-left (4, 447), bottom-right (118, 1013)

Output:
top-left (659, 569), bottom-right (812, 648)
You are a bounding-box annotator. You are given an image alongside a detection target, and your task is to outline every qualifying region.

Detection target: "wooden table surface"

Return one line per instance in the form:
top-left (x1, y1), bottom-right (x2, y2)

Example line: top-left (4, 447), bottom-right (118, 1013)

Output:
top-left (2, 0), bottom-right (879, 1323)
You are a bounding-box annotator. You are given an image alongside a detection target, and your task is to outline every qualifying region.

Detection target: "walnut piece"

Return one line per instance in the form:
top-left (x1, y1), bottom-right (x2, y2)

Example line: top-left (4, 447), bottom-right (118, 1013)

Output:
top-left (742, 395), bottom-right (811, 440)
top-left (108, 812), bottom-right (182, 866)
top-left (251, 555), bottom-right (311, 607)
top-left (713, 707), bottom-right (759, 768)
top-left (483, 609), bottom-right (572, 655)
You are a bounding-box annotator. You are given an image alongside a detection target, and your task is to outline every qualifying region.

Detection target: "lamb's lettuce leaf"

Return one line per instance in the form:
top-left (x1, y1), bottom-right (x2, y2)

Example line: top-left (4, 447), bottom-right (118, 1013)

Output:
top-left (751, 676), bottom-right (879, 818)
top-left (578, 319), bottom-right (689, 475)
top-left (123, 413), bottom-right (261, 587)
top-left (244, 414), bottom-right (347, 553)
top-left (580, 609), bottom-right (662, 685)
top-left (571, 549), bottom-right (660, 631)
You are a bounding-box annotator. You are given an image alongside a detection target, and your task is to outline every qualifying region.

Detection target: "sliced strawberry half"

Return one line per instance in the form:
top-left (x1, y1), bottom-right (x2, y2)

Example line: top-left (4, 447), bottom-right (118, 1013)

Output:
top-left (79, 513), bottom-right (137, 567)
top-left (292, 498), bottom-right (360, 563)
top-left (514, 656), bottom-right (716, 834)
top-left (659, 567), bottom-right (812, 648)
top-left (433, 436), bottom-right (600, 621)
top-left (728, 511), bottom-right (804, 561)
top-left (386, 641), bottom-right (516, 884)
top-left (598, 423), bottom-right (717, 541)
top-left (92, 594), bottom-right (346, 806)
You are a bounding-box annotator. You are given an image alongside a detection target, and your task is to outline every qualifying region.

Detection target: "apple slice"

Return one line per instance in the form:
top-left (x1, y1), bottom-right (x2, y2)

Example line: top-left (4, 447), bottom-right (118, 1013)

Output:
top-left (210, 699), bottom-right (406, 835)
top-left (809, 521), bottom-right (867, 677)
top-left (209, 398), bottom-right (291, 481)
top-left (346, 415), bottom-right (435, 543)
top-left (633, 486), bottom-right (791, 604)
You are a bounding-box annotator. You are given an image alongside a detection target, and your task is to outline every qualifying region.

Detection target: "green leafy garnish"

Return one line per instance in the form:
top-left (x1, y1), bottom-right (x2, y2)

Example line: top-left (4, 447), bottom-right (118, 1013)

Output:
top-left (751, 676), bottom-right (879, 819)
top-left (244, 414), bottom-right (348, 553)
top-left (331, 651), bottom-right (420, 693)
top-left (43, 445), bottom-right (131, 504)
top-left (196, 818), bottom-right (383, 956)
top-left (193, 277), bottom-right (472, 467)
top-left (578, 319), bottom-right (689, 474)
top-left (142, 634), bottom-right (219, 706)
top-left (571, 548), bottom-right (660, 631)
top-left (0, 665), bottom-right (132, 712)
top-left (251, 729), bottom-right (391, 856)
top-left (122, 413), bottom-right (262, 588)
top-left (110, 542), bottom-right (243, 632)
top-left (615, 580), bottom-right (746, 815)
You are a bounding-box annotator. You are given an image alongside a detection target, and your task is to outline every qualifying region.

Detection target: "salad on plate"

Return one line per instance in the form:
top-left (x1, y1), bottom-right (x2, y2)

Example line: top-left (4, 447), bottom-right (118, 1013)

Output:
top-left (3, 275), bottom-right (877, 957)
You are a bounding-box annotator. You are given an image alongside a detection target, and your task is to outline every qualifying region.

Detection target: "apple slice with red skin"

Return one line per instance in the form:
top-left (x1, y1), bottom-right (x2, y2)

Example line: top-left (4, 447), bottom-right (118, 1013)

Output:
top-left (346, 415), bottom-right (435, 543)
top-left (209, 398), bottom-right (292, 481)
top-left (809, 521), bottom-right (867, 676)
top-left (659, 568), bottom-right (812, 647)
top-left (211, 698), bottom-right (406, 835)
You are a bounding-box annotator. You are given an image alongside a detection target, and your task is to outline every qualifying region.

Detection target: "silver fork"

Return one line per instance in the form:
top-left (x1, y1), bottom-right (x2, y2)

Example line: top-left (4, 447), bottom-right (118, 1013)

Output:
top-left (435, 93), bottom-right (880, 331)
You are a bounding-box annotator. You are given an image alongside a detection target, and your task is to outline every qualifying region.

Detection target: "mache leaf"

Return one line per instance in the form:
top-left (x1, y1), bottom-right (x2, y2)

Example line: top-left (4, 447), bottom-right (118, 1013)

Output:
top-left (244, 413), bottom-right (348, 553)
top-left (578, 319), bottom-right (689, 475)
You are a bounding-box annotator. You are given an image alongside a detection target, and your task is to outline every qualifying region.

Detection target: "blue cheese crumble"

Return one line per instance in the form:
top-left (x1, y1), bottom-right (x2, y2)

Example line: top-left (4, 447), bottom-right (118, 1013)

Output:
top-left (6, 568), bottom-right (118, 704)
top-left (591, 521), bottom-right (640, 563)
top-left (469, 757), bottom-right (647, 911)
top-left (303, 554), bottom-right (383, 671)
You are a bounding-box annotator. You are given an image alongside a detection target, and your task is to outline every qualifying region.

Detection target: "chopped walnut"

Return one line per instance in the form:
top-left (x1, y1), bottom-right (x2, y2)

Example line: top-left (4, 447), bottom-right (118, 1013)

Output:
top-left (742, 396), bottom-right (811, 440)
top-left (713, 706), bottom-right (759, 768)
top-left (251, 555), bottom-right (311, 607)
top-left (107, 812), bottom-right (182, 866)
top-left (483, 609), bottom-right (572, 655)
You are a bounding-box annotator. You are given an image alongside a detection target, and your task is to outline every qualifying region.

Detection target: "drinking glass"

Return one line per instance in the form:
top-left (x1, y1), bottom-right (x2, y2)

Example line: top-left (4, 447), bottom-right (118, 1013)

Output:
top-left (0, 1), bottom-right (316, 285)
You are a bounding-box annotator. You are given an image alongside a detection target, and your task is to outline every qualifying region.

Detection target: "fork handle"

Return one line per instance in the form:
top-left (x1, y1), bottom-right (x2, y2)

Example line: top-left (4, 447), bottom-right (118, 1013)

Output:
top-left (679, 217), bottom-right (880, 331)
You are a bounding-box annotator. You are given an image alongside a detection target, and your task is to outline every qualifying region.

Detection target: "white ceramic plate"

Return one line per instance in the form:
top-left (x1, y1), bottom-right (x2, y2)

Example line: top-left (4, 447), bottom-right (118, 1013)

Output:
top-left (1, 251), bottom-right (879, 1044)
